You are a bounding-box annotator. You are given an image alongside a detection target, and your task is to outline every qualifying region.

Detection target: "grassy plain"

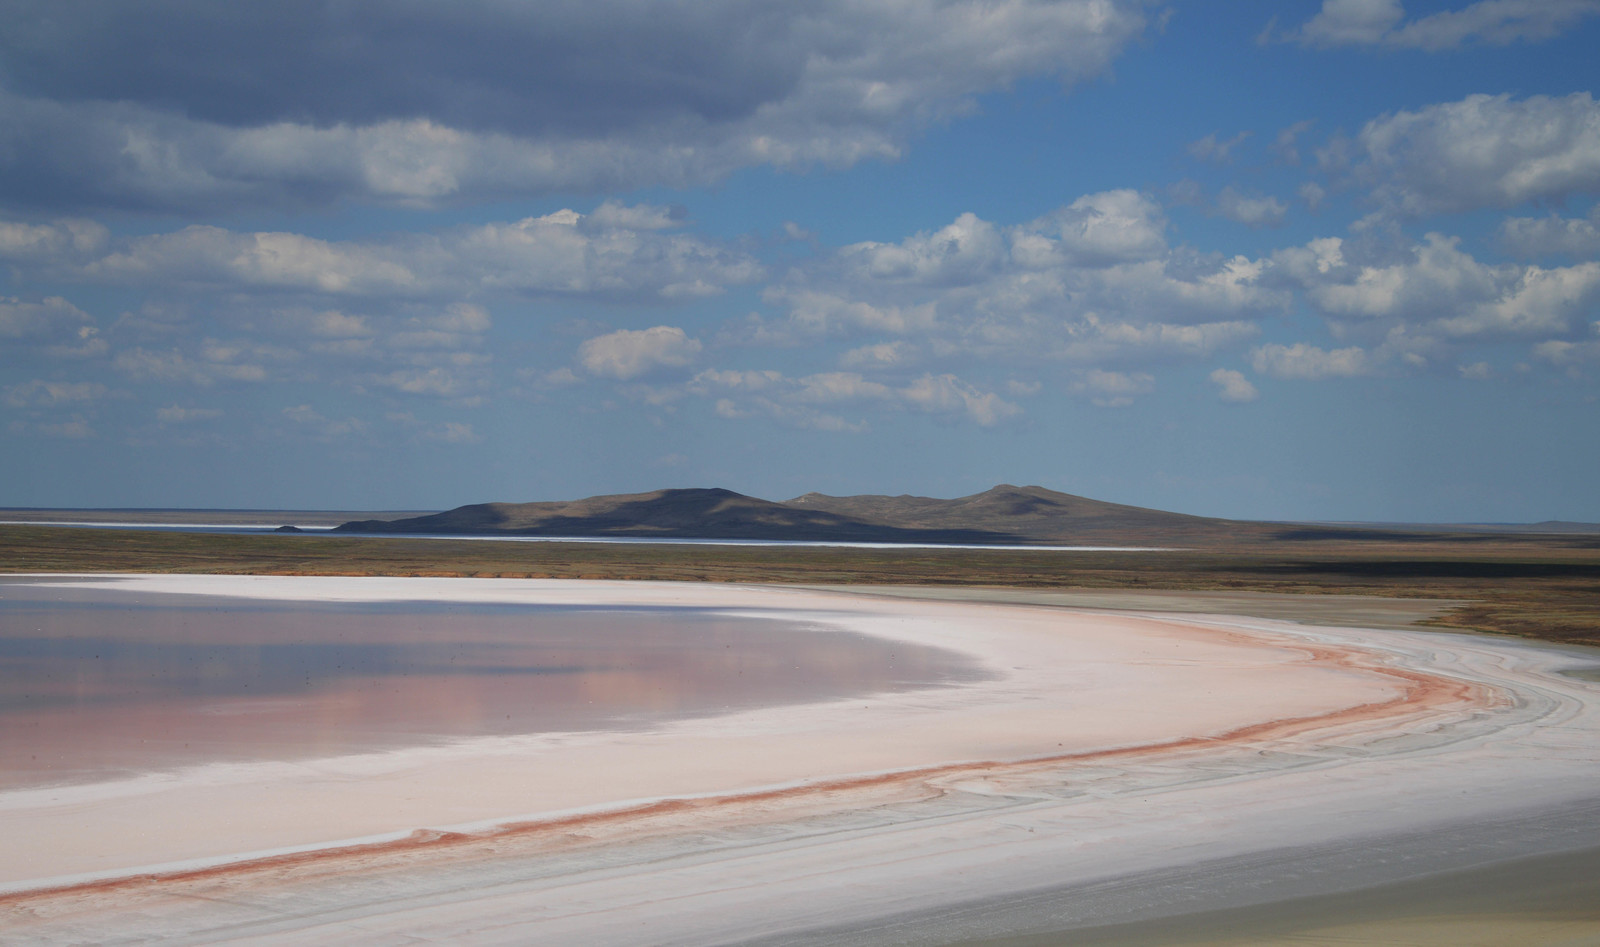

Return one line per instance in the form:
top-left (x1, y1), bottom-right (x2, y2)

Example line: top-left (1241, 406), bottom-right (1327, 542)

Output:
top-left (3, 524), bottom-right (1597, 647)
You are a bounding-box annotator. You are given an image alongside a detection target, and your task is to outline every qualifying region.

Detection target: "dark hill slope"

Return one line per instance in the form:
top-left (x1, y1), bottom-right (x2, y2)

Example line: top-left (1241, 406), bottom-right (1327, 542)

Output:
top-left (783, 484), bottom-right (1275, 544)
top-left (335, 487), bottom-right (1011, 543)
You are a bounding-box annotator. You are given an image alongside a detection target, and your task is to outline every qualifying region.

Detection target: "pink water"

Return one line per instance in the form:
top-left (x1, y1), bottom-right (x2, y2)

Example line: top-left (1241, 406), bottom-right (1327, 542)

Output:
top-left (0, 580), bottom-right (982, 788)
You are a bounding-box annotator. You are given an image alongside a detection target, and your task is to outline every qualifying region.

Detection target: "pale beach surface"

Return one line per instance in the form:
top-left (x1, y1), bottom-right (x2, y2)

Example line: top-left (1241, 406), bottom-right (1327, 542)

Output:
top-left (2, 575), bottom-right (1598, 945)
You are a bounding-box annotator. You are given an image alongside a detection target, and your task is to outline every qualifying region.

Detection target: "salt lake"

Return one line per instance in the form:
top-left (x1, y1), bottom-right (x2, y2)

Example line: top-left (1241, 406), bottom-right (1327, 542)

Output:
top-left (0, 577), bottom-right (983, 789)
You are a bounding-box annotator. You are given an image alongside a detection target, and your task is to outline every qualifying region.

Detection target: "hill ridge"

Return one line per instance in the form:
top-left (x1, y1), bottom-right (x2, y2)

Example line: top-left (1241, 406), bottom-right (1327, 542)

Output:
top-left (336, 484), bottom-right (1265, 545)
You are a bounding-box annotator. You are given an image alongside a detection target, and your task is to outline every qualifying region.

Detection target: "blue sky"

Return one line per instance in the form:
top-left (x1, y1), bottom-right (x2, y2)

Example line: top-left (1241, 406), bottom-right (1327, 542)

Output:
top-left (3, 0), bottom-right (1598, 521)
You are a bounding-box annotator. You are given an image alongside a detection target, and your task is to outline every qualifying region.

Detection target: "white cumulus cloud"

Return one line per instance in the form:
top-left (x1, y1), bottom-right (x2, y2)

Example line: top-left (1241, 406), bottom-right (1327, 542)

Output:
top-left (1345, 93), bottom-right (1600, 216)
top-left (0, 205), bottom-right (764, 304)
top-left (1209, 368), bottom-right (1259, 402)
top-left (580, 326), bottom-right (704, 380)
top-left (836, 212), bottom-right (1006, 286)
top-left (0, 295), bottom-right (91, 339)
top-left (689, 367), bottom-right (1017, 428)
top-left (748, 191), bottom-right (1283, 368)
top-left (1276, 232), bottom-right (1600, 341)
top-left (1216, 187), bottom-right (1289, 228)
top-left (1070, 368), bottom-right (1153, 407)
top-left (1188, 131), bottom-right (1251, 163)
top-left (1250, 343), bottom-right (1373, 379)
top-left (1500, 208), bottom-right (1600, 259)
top-left (113, 343), bottom-right (274, 386)
top-left (3, 379), bottom-right (107, 407)
top-left (1282, 0), bottom-right (1600, 50)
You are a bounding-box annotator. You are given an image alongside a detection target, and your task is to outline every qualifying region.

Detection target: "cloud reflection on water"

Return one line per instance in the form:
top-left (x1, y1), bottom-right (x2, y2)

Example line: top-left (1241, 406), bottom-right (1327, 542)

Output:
top-left (0, 582), bottom-right (982, 788)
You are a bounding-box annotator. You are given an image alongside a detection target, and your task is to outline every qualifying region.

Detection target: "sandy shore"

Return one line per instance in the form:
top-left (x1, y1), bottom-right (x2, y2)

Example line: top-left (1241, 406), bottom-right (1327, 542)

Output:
top-left (2, 575), bottom-right (1597, 944)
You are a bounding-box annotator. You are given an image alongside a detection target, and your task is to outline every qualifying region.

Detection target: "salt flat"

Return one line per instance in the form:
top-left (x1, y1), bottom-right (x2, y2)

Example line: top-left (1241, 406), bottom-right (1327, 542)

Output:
top-left (1, 575), bottom-right (1597, 945)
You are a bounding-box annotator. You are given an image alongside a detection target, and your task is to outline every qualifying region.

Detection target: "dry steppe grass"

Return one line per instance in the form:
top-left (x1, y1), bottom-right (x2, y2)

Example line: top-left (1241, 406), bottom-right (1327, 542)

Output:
top-left (2, 525), bottom-right (1596, 647)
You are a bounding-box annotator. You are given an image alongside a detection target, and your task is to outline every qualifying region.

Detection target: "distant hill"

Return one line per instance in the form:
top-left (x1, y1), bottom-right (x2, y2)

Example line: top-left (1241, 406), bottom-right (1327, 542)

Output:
top-left (336, 487), bottom-right (1008, 543)
top-left (784, 484), bottom-right (1254, 544)
top-left (335, 484), bottom-right (1291, 545)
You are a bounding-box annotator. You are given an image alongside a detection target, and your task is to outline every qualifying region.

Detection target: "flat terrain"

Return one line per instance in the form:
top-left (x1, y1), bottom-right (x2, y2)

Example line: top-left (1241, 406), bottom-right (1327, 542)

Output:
top-left (3, 576), bottom-right (1596, 944)
top-left (2, 524), bottom-right (1597, 645)
top-left (0, 509), bottom-right (430, 527)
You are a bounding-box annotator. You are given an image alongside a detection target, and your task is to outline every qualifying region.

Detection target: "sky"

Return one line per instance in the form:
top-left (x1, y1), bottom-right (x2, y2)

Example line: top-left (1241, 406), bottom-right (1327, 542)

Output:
top-left (2, 0), bottom-right (1599, 522)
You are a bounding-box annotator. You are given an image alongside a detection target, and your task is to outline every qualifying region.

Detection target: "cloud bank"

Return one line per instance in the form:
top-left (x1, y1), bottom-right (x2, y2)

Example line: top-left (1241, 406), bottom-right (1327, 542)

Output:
top-left (0, 0), bottom-right (1147, 213)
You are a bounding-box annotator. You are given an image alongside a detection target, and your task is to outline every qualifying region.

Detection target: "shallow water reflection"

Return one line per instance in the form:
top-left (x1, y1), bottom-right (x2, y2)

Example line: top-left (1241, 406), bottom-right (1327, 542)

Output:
top-left (0, 580), bottom-right (982, 788)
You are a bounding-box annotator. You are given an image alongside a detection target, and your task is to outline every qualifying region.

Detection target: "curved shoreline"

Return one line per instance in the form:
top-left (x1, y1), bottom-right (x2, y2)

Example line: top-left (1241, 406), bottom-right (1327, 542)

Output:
top-left (1, 575), bottom-right (1594, 944)
top-left (0, 630), bottom-right (1494, 904)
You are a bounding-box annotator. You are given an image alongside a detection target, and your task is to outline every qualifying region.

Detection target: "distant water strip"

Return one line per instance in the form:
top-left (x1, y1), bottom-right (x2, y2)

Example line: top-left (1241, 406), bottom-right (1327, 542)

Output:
top-left (0, 521), bottom-right (1179, 551)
